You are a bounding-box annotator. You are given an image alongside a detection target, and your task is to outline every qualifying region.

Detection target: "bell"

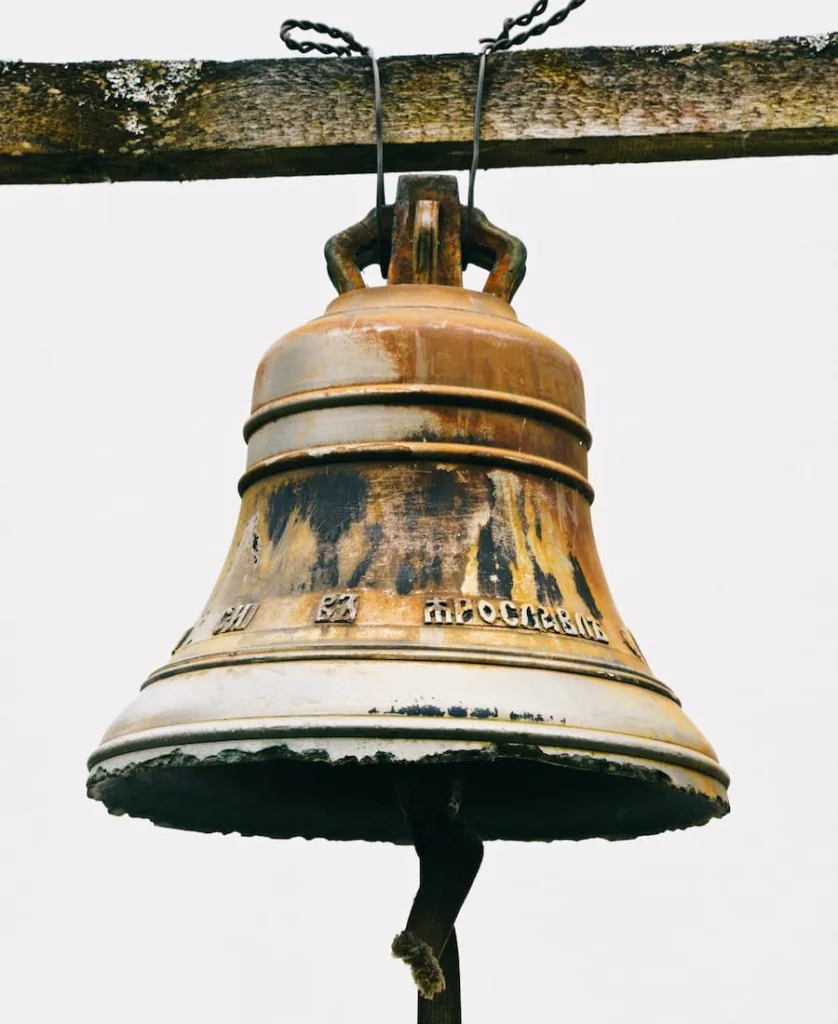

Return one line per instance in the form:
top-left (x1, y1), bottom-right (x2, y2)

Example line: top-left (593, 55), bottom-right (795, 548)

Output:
top-left (87, 174), bottom-right (729, 845)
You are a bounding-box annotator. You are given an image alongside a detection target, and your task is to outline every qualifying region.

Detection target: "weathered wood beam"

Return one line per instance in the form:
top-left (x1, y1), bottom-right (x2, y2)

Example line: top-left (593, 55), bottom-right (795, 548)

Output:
top-left (1, 33), bottom-right (835, 185)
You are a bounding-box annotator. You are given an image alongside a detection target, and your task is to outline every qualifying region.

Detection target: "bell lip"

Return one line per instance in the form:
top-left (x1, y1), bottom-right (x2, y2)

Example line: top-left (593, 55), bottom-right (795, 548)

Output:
top-left (88, 658), bottom-right (728, 785)
top-left (86, 730), bottom-right (729, 845)
top-left (87, 714), bottom-right (730, 790)
top-left (87, 659), bottom-right (729, 843)
top-left (324, 284), bottom-right (519, 320)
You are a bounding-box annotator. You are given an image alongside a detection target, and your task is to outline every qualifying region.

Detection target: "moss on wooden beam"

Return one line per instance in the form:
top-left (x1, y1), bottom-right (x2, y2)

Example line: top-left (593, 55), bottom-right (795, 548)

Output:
top-left (0, 33), bottom-right (836, 185)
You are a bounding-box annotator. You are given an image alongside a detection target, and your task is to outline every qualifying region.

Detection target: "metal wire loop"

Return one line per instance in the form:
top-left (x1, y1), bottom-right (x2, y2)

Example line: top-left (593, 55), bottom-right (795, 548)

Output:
top-left (467, 0), bottom-right (590, 241)
top-left (280, 19), bottom-right (387, 276)
top-left (465, 49), bottom-right (488, 241)
top-left (280, 19), bottom-right (369, 57)
top-left (479, 0), bottom-right (589, 53)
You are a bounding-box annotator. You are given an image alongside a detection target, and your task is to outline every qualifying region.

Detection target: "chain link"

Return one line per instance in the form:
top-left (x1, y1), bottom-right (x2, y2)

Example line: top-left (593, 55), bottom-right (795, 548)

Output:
top-left (480, 0), bottom-right (589, 54)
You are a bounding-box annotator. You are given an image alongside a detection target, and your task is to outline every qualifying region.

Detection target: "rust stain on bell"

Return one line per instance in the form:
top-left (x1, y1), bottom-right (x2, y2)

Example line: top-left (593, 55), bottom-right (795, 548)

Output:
top-left (87, 174), bottom-right (730, 844)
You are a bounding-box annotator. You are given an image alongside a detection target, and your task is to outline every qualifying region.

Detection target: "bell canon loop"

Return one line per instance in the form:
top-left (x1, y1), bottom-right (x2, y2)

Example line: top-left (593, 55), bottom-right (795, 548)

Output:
top-left (87, 175), bottom-right (730, 844)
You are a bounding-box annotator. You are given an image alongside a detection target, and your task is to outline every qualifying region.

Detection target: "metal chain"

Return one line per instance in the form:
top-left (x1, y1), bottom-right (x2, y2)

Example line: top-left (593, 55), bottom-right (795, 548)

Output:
top-left (467, 0), bottom-right (590, 237)
top-left (280, 19), bottom-right (387, 275)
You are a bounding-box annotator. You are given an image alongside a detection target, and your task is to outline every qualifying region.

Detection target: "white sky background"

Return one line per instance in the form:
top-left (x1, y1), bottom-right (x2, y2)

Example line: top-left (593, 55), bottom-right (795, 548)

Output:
top-left (1, 1), bottom-right (836, 1021)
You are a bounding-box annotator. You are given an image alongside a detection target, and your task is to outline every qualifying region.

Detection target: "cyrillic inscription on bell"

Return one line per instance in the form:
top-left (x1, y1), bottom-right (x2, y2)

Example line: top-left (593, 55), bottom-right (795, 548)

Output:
top-left (423, 595), bottom-right (609, 644)
top-left (213, 602), bottom-right (259, 634)
top-left (315, 593), bottom-right (360, 624)
top-left (88, 174), bottom-right (728, 854)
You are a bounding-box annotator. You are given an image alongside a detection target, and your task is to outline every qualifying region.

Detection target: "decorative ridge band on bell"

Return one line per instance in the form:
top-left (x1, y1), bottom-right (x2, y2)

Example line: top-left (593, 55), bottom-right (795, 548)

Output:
top-left (242, 382), bottom-right (594, 451)
top-left (87, 174), bottom-right (730, 849)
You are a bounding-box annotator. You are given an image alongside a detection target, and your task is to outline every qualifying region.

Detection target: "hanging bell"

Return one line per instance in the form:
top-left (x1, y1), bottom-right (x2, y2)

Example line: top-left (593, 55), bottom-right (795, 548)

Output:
top-left (87, 175), bottom-right (729, 845)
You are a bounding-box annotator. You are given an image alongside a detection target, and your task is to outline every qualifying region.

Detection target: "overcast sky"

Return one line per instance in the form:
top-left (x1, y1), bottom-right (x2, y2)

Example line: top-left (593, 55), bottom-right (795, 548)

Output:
top-left (1, 2), bottom-right (836, 1022)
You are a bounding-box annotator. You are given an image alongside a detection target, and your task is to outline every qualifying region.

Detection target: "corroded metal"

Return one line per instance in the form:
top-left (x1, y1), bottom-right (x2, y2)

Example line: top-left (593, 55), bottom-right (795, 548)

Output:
top-left (87, 174), bottom-right (729, 846)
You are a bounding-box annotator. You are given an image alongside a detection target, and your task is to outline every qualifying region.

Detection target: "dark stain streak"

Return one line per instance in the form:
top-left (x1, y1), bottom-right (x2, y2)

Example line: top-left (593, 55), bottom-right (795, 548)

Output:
top-left (267, 471), bottom-right (367, 546)
top-left (509, 711), bottom-right (545, 722)
top-left (515, 486), bottom-right (529, 533)
top-left (396, 560), bottom-right (417, 595)
top-left (392, 704), bottom-right (446, 718)
top-left (477, 519), bottom-right (514, 598)
top-left (380, 705), bottom-right (503, 721)
top-left (251, 529), bottom-right (261, 564)
top-left (307, 472), bottom-right (368, 547)
top-left (367, 707), bottom-right (379, 715)
top-left (516, 485), bottom-right (563, 606)
top-left (266, 470), bottom-right (369, 589)
top-left (569, 552), bottom-right (602, 619)
top-left (346, 521), bottom-right (383, 588)
top-left (425, 468), bottom-right (469, 518)
top-left (396, 548), bottom-right (442, 594)
top-left (266, 484), bottom-right (296, 545)
top-left (532, 561), bottom-right (563, 606)
top-left (394, 468), bottom-right (468, 595)
top-left (476, 476), bottom-right (516, 599)
top-left (421, 551), bottom-right (442, 588)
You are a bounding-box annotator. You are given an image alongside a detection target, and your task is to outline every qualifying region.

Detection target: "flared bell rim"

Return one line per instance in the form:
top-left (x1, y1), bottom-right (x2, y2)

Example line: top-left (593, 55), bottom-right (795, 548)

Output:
top-left (88, 735), bottom-right (729, 845)
top-left (87, 659), bottom-right (730, 844)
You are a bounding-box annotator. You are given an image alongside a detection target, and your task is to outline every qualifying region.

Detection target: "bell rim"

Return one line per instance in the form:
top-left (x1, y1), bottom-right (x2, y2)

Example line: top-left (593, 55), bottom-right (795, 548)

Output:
top-left (87, 657), bottom-right (729, 842)
top-left (87, 729), bottom-right (730, 845)
top-left (87, 712), bottom-right (729, 789)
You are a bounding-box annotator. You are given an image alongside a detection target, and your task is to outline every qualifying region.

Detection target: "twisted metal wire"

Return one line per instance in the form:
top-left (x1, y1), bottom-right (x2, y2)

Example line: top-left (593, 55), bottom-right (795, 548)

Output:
top-left (467, 0), bottom-right (590, 235)
top-left (280, 18), bottom-right (369, 57)
top-left (281, 5), bottom-right (590, 265)
top-left (280, 19), bottom-right (387, 275)
top-left (480, 0), bottom-right (590, 53)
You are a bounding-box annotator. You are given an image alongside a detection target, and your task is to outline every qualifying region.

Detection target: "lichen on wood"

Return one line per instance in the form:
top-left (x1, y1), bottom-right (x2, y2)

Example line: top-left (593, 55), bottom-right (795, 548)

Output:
top-left (0, 33), bottom-right (835, 185)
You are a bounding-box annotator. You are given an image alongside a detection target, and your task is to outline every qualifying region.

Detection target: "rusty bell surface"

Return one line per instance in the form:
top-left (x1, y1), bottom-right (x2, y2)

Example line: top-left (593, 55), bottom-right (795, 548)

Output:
top-left (87, 176), bottom-right (730, 843)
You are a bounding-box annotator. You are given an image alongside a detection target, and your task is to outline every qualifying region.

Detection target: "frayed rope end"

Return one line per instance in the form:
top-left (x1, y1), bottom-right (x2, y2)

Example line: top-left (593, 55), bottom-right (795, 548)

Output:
top-left (391, 930), bottom-right (446, 999)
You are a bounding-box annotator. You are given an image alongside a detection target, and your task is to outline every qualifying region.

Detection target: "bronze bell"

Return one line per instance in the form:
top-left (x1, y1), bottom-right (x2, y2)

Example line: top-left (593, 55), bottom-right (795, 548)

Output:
top-left (87, 176), bottom-right (729, 1006)
top-left (83, 172), bottom-right (725, 1011)
top-left (87, 174), bottom-right (729, 841)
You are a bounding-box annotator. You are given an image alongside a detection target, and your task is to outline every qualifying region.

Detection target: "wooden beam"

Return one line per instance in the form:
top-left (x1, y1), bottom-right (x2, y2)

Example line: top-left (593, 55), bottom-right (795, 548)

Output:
top-left (1, 33), bottom-right (835, 185)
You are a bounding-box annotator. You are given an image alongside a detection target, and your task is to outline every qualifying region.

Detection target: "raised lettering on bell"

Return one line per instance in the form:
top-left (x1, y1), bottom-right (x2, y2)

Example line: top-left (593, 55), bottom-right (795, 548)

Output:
top-left (424, 596), bottom-right (609, 645)
top-left (213, 603), bottom-right (259, 635)
top-left (316, 593), bottom-right (360, 624)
